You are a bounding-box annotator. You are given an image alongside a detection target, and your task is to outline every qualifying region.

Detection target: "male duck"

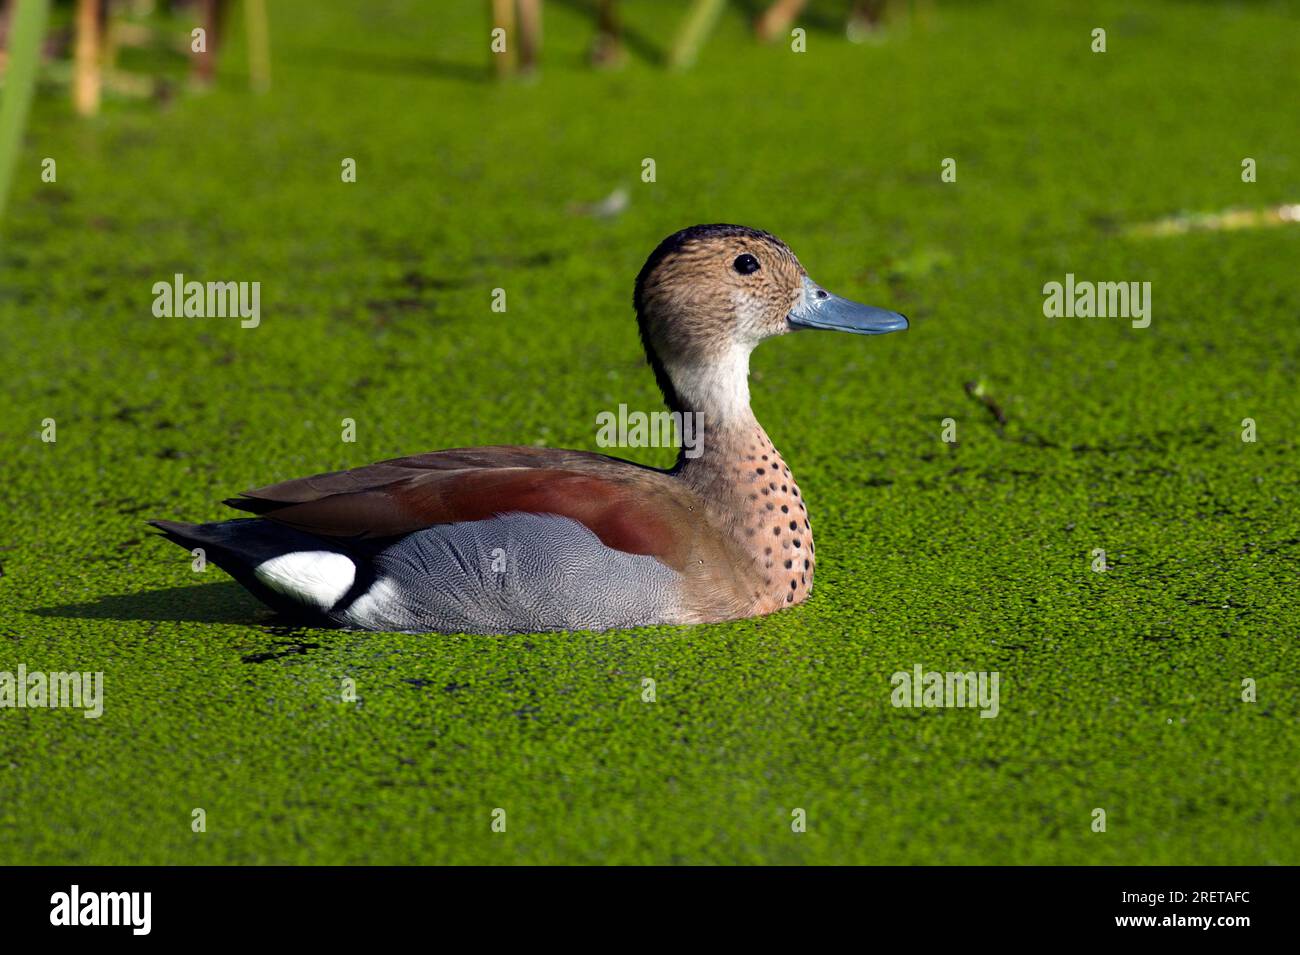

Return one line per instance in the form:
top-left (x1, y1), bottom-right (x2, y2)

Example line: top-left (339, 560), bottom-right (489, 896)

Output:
top-left (151, 225), bottom-right (907, 633)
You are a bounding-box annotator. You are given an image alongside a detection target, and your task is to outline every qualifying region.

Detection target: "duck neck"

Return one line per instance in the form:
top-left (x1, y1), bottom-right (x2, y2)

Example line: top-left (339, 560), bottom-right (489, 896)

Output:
top-left (667, 368), bottom-right (815, 611)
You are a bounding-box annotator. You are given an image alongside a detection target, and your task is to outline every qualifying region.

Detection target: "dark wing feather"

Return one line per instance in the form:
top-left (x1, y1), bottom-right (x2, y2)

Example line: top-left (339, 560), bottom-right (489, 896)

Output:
top-left (224, 447), bottom-right (696, 571)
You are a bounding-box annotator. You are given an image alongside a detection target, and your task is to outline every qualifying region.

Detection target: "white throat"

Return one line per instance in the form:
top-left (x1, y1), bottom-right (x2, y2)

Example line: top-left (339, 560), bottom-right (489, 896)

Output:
top-left (664, 343), bottom-right (754, 423)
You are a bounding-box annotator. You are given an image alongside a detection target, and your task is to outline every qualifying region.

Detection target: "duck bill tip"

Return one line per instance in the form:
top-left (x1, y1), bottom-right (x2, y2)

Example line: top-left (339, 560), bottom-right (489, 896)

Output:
top-left (788, 278), bottom-right (909, 335)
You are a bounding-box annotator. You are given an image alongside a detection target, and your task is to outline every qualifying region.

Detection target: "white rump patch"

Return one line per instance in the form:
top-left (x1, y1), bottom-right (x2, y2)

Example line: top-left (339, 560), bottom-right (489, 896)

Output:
top-left (253, 550), bottom-right (356, 611)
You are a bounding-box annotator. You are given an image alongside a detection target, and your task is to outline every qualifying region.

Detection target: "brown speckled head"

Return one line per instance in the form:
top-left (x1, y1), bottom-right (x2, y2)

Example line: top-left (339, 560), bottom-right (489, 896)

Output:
top-left (635, 224), bottom-right (806, 357)
top-left (633, 225), bottom-right (806, 417)
top-left (633, 224), bottom-right (907, 421)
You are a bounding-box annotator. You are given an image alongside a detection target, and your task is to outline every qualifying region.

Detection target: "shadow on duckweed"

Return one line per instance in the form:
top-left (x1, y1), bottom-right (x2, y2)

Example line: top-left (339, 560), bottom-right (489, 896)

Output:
top-left (33, 581), bottom-right (265, 625)
top-left (242, 638), bottom-right (323, 664)
top-left (33, 584), bottom-right (346, 662)
top-left (32, 582), bottom-right (343, 637)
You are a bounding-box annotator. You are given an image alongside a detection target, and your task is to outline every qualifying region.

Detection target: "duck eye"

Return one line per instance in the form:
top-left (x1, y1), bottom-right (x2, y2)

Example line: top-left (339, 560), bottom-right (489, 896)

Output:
top-left (733, 253), bottom-right (761, 275)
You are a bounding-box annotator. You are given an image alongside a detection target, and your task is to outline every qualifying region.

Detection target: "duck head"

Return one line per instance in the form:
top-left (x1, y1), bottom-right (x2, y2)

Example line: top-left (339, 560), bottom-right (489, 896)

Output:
top-left (633, 224), bottom-right (908, 420)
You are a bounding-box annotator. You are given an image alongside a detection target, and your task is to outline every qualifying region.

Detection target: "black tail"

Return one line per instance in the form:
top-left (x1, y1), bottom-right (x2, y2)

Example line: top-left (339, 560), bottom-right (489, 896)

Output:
top-left (147, 518), bottom-right (349, 620)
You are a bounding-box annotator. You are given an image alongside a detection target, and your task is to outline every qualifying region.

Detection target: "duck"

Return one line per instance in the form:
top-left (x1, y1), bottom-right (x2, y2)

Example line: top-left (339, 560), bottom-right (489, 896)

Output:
top-left (150, 225), bottom-right (908, 634)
